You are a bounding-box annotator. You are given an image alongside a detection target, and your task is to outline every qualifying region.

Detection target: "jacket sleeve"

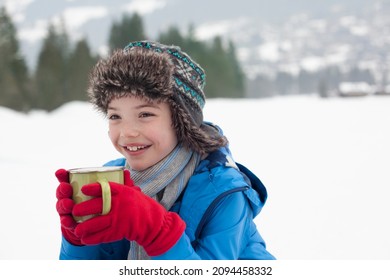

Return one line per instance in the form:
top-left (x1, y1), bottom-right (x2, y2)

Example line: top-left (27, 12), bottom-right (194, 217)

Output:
top-left (153, 191), bottom-right (275, 260)
top-left (59, 237), bottom-right (130, 260)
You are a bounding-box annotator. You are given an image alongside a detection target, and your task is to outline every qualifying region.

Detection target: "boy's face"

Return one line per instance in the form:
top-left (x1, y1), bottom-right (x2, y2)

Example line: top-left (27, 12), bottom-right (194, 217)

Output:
top-left (107, 95), bottom-right (178, 171)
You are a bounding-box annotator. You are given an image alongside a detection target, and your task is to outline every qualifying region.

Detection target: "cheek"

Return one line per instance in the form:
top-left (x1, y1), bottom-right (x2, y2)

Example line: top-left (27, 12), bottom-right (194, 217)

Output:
top-left (162, 126), bottom-right (178, 147)
top-left (150, 124), bottom-right (177, 148)
top-left (108, 127), bottom-right (118, 143)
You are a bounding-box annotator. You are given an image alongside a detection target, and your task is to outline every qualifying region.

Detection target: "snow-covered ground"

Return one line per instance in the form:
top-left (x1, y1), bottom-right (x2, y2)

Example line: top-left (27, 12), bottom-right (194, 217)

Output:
top-left (1, 95), bottom-right (389, 260)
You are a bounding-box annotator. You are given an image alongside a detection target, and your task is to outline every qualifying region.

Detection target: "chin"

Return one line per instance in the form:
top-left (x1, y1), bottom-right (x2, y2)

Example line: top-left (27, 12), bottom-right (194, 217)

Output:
top-left (126, 161), bottom-right (148, 172)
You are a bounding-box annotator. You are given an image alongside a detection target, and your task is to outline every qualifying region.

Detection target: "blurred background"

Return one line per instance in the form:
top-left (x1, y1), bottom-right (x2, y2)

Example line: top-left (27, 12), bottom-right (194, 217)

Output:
top-left (1, 0), bottom-right (390, 260)
top-left (1, 0), bottom-right (389, 112)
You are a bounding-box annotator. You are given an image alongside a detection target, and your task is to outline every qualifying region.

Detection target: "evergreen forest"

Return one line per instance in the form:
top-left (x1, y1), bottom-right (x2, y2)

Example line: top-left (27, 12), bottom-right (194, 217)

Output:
top-left (0, 6), bottom-right (377, 112)
top-left (0, 8), bottom-right (245, 112)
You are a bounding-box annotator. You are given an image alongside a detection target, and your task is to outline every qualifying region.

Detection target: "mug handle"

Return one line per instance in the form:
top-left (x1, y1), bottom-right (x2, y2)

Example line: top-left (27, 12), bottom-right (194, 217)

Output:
top-left (97, 178), bottom-right (112, 215)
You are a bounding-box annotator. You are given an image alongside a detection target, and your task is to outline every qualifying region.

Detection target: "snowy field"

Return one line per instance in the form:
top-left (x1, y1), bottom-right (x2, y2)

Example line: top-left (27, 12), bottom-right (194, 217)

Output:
top-left (1, 95), bottom-right (389, 260)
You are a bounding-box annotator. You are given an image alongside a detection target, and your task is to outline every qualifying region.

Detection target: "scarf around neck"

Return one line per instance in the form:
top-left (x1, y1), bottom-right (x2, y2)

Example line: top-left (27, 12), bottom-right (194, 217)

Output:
top-left (125, 143), bottom-right (201, 259)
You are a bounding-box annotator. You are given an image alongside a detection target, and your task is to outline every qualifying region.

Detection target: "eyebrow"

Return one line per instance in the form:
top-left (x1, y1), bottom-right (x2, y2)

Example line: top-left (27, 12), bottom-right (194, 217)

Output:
top-left (107, 103), bottom-right (161, 111)
top-left (135, 103), bottom-right (161, 110)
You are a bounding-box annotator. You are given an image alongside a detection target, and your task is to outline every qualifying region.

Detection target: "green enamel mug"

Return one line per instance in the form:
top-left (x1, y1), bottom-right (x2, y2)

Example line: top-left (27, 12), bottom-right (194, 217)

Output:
top-left (68, 166), bottom-right (124, 222)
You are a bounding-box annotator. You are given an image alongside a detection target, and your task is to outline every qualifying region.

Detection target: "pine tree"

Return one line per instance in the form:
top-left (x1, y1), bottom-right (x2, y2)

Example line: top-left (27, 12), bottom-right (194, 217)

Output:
top-left (67, 38), bottom-right (97, 102)
top-left (183, 24), bottom-right (207, 55)
top-left (107, 17), bottom-right (247, 99)
top-left (34, 22), bottom-right (70, 111)
top-left (205, 36), bottom-right (244, 98)
top-left (159, 26), bottom-right (247, 98)
top-left (108, 13), bottom-right (147, 51)
top-left (227, 41), bottom-right (245, 97)
top-left (0, 6), bottom-right (30, 111)
top-left (203, 36), bottom-right (227, 98)
top-left (158, 26), bottom-right (185, 47)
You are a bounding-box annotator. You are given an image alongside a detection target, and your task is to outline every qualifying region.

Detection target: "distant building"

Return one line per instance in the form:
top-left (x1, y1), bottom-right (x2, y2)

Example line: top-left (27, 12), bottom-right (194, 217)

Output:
top-left (338, 82), bottom-right (374, 97)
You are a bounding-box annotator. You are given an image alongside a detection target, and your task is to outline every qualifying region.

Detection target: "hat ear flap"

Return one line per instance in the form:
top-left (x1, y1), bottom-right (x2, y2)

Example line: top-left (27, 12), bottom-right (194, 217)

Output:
top-left (169, 99), bottom-right (227, 155)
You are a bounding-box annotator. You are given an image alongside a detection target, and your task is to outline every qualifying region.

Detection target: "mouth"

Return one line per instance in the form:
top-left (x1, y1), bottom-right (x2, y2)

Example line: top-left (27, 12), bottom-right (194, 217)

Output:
top-left (124, 145), bottom-right (150, 152)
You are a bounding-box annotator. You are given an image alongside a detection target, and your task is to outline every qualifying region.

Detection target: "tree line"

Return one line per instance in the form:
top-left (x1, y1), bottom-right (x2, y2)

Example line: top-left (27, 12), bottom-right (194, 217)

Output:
top-left (1, 6), bottom-right (379, 112)
top-left (247, 65), bottom-right (376, 98)
top-left (0, 7), bottom-right (245, 112)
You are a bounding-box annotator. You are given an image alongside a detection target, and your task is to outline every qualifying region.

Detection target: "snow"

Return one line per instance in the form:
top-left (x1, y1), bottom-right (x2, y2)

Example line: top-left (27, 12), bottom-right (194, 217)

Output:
top-left (1, 95), bottom-right (390, 260)
top-left (257, 42), bottom-right (281, 62)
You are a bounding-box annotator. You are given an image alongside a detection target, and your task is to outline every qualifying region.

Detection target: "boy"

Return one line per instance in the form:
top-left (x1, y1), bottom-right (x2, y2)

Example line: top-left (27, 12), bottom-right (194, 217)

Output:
top-left (55, 41), bottom-right (275, 260)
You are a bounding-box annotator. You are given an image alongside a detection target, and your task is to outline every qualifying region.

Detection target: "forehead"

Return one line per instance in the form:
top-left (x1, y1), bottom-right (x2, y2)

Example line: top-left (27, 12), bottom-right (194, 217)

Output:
top-left (107, 95), bottom-right (169, 111)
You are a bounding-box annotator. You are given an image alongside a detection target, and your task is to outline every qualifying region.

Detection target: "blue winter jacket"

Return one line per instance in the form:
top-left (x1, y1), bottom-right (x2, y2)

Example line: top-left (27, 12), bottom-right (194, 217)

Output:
top-left (60, 146), bottom-right (275, 260)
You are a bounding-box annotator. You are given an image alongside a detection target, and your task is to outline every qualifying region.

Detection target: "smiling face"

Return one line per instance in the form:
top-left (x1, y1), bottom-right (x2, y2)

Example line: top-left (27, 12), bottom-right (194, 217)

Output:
top-left (107, 95), bottom-right (178, 171)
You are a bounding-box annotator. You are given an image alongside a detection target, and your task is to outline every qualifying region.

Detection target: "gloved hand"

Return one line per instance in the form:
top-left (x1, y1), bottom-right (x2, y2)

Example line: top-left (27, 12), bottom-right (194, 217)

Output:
top-left (73, 170), bottom-right (186, 256)
top-left (55, 169), bottom-right (83, 246)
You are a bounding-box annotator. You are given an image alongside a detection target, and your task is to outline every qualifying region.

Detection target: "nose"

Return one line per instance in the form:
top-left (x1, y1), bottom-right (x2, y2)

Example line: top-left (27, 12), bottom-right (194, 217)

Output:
top-left (120, 122), bottom-right (140, 138)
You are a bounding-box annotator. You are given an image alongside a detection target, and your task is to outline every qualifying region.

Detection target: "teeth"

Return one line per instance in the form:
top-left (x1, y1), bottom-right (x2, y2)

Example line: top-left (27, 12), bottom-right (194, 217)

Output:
top-left (126, 145), bottom-right (146, 151)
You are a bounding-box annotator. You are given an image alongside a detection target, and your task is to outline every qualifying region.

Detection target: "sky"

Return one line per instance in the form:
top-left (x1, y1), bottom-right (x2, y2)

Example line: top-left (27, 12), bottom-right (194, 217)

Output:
top-left (0, 95), bottom-right (389, 260)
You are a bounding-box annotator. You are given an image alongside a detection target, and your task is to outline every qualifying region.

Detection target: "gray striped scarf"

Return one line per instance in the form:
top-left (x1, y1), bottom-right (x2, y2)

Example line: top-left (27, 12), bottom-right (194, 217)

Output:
top-left (125, 143), bottom-right (201, 259)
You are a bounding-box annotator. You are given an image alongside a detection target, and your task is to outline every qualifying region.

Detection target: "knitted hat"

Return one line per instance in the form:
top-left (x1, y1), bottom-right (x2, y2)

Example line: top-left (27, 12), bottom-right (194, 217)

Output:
top-left (88, 40), bottom-right (227, 155)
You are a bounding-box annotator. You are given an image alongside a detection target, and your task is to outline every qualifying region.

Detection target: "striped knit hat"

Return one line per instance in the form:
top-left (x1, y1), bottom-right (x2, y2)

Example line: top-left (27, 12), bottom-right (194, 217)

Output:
top-left (88, 41), bottom-right (227, 155)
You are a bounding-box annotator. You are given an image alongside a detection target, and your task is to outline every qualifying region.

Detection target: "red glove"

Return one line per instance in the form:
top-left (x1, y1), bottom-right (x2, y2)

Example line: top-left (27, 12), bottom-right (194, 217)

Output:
top-left (55, 169), bottom-right (83, 246)
top-left (73, 170), bottom-right (186, 256)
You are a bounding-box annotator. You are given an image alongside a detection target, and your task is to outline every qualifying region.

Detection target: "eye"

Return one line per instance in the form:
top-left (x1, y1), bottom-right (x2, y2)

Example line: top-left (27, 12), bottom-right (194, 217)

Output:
top-left (139, 112), bottom-right (155, 118)
top-left (108, 114), bottom-right (121, 120)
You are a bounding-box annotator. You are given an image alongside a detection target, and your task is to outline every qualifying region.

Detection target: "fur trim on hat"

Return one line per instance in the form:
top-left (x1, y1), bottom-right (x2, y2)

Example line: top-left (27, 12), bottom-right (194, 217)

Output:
top-left (88, 48), bottom-right (174, 113)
